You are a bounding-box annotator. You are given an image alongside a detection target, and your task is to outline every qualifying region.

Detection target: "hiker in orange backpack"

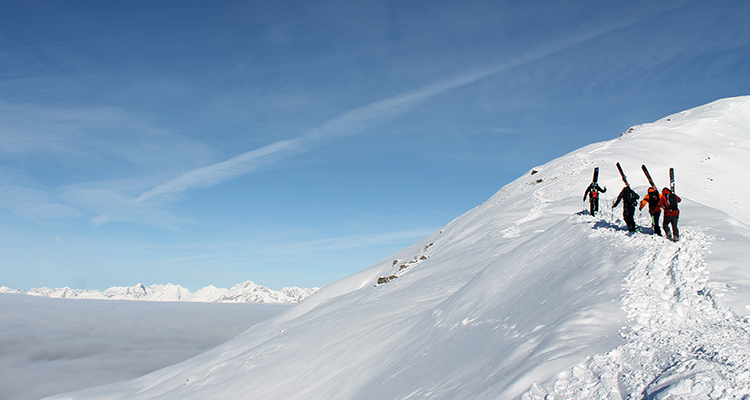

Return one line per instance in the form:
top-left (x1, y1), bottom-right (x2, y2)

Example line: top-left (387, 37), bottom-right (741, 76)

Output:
top-left (657, 187), bottom-right (681, 241)
top-left (639, 187), bottom-right (662, 236)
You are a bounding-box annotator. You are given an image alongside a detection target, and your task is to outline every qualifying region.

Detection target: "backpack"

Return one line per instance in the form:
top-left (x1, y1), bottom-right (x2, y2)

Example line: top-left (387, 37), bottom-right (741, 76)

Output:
top-left (647, 192), bottom-right (660, 210)
top-left (625, 188), bottom-right (639, 206)
top-left (666, 193), bottom-right (679, 211)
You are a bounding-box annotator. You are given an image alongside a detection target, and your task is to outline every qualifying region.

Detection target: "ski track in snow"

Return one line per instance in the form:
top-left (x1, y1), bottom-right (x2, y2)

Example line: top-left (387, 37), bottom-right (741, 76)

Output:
top-left (525, 215), bottom-right (750, 400)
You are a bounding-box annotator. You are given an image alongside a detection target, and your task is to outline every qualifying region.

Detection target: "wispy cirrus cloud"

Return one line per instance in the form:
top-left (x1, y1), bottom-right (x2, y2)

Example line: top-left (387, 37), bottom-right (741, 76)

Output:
top-left (0, 100), bottom-right (215, 170)
top-left (283, 228), bottom-right (437, 253)
top-left (135, 20), bottom-right (637, 207)
top-left (0, 169), bottom-right (80, 223)
top-left (63, 188), bottom-right (187, 227)
top-left (136, 138), bottom-right (306, 202)
top-left (0, 101), bottom-right (214, 226)
top-left (132, 70), bottom-right (513, 205)
top-left (2, 18), bottom-right (638, 227)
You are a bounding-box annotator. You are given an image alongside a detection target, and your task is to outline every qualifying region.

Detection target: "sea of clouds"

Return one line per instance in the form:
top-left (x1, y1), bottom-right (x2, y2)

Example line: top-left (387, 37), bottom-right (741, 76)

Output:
top-left (0, 293), bottom-right (289, 400)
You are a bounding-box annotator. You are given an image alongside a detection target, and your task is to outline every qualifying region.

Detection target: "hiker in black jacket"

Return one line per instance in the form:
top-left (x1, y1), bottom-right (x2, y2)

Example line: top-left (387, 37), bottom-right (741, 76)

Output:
top-left (613, 186), bottom-right (640, 232)
top-left (583, 182), bottom-right (607, 216)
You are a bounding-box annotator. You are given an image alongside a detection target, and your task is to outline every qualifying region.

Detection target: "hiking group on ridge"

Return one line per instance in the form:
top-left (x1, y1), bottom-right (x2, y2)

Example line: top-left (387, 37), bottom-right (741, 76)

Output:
top-left (583, 164), bottom-right (681, 241)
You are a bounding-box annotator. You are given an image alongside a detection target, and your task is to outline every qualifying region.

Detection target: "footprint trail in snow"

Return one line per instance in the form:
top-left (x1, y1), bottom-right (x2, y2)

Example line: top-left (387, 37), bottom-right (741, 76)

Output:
top-left (526, 217), bottom-right (750, 400)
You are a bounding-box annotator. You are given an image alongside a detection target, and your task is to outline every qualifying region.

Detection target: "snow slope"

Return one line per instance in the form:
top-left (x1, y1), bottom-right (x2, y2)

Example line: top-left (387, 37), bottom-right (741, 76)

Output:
top-left (49, 96), bottom-right (750, 399)
top-left (2, 281), bottom-right (318, 303)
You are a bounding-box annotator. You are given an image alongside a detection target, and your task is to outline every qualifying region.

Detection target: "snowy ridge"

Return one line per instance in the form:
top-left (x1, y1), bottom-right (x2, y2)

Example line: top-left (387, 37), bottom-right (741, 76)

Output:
top-left (49, 96), bottom-right (750, 400)
top-left (0, 286), bottom-right (23, 294)
top-left (524, 219), bottom-right (750, 399)
top-left (189, 281), bottom-right (318, 303)
top-left (10, 281), bottom-right (318, 304)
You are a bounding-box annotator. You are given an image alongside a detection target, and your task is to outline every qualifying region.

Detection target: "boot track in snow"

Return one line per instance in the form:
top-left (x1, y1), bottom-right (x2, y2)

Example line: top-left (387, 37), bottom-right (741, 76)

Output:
top-left (524, 216), bottom-right (750, 400)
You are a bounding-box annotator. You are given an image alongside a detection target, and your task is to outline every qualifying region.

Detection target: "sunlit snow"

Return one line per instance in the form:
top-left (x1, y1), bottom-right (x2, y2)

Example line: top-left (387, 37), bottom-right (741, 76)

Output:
top-left (5, 96), bottom-right (750, 400)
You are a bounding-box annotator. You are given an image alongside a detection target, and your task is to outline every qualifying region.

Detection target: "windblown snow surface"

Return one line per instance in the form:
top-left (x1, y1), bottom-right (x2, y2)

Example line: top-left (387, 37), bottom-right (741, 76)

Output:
top-left (50, 96), bottom-right (750, 400)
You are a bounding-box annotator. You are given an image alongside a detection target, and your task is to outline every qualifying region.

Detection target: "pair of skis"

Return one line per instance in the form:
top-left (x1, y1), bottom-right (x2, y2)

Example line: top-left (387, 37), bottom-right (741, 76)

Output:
top-left (585, 167), bottom-right (600, 216)
top-left (591, 167), bottom-right (599, 187)
top-left (615, 163), bottom-right (675, 193)
top-left (642, 164), bottom-right (676, 193)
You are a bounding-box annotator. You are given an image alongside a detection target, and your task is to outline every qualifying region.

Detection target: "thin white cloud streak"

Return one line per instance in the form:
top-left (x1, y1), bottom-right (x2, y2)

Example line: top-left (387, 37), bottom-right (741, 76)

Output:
top-left (283, 228), bottom-right (437, 253)
top-left (0, 169), bottom-right (80, 223)
top-left (0, 100), bottom-right (215, 171)
top-left (137, 139), bottom-right (305, 202)
top-left (137, 20), bottom-right (636, 204)
top-left (57, 187), bottom-right (189, 227)
top-left (0, 184), bottom-right (80, 223)
top-left (137, 71), bottom-right (503, 204)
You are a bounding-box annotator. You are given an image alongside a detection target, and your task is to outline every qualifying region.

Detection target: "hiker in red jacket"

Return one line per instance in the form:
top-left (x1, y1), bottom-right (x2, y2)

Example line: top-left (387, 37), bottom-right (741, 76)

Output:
top-left (657, 187), bottom-right (681, 241)
top-left (639, 187), bottom-right (662, 236)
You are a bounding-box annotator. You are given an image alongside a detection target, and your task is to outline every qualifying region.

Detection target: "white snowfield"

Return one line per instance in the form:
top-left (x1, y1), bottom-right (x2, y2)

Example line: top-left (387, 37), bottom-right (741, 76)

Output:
top-left (1, 281), bottom-right (318, 304)
top-left (49, 96), bottom-right (750, 399)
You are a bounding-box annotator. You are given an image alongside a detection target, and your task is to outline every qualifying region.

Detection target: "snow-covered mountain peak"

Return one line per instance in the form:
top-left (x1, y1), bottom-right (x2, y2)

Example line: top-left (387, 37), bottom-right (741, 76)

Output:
top-left (14, 281), bottom-right (318, 304)
top-left (50, 96), bottom-right (750, 400)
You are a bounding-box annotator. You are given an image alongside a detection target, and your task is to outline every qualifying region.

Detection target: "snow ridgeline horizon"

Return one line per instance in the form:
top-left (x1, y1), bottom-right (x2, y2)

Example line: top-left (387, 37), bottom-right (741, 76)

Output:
top-left (0, 281), bottom-right (319, 304)
top-left (50, 96), bottom-right (750, 400)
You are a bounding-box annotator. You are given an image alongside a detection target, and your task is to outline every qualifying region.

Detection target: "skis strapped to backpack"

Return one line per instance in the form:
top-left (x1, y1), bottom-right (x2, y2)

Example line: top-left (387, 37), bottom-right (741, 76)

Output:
top-left (592, 167), bottom-right (599, 185)
top-left (667, 168), bottom-right (678, 211)
top-left (590, 167), bottom-right (600, 199)
top-left (616, 162), bottom-right (629, 186)
top-left (669, 167), bottom-right (675, 193)
top-left (641, 164), bottom-right (657, 190)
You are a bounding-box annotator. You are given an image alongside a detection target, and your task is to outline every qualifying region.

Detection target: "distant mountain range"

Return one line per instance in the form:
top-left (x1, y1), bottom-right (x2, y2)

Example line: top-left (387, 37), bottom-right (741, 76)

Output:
top-left (0, 281), bottom-right (318, 304)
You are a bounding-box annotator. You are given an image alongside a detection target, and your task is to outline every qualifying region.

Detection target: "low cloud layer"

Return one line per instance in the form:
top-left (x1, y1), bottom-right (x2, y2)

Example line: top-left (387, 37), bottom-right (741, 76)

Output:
top-left (0, 294), bottom-right (288, 400)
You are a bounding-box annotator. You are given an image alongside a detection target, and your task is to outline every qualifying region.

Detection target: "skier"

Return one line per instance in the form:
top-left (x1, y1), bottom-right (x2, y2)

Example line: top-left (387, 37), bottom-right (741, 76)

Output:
top-left (612, 185), bottom-right (640, 232)
top-left (638, 187), bottom-right (662, 236)
top-left (657, 187), bottom-right (681, 241)
top-left (583, 181), bottom-right (607, 216)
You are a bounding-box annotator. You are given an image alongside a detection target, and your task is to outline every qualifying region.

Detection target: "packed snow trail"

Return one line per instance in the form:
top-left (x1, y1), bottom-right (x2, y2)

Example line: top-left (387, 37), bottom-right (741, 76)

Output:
top-left (525, 218), bottom-right (750, 399)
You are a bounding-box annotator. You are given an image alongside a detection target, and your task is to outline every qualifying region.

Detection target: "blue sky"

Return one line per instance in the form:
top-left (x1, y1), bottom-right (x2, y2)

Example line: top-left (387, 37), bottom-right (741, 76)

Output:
top-left (1, 0), bottom-right (749, 291)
